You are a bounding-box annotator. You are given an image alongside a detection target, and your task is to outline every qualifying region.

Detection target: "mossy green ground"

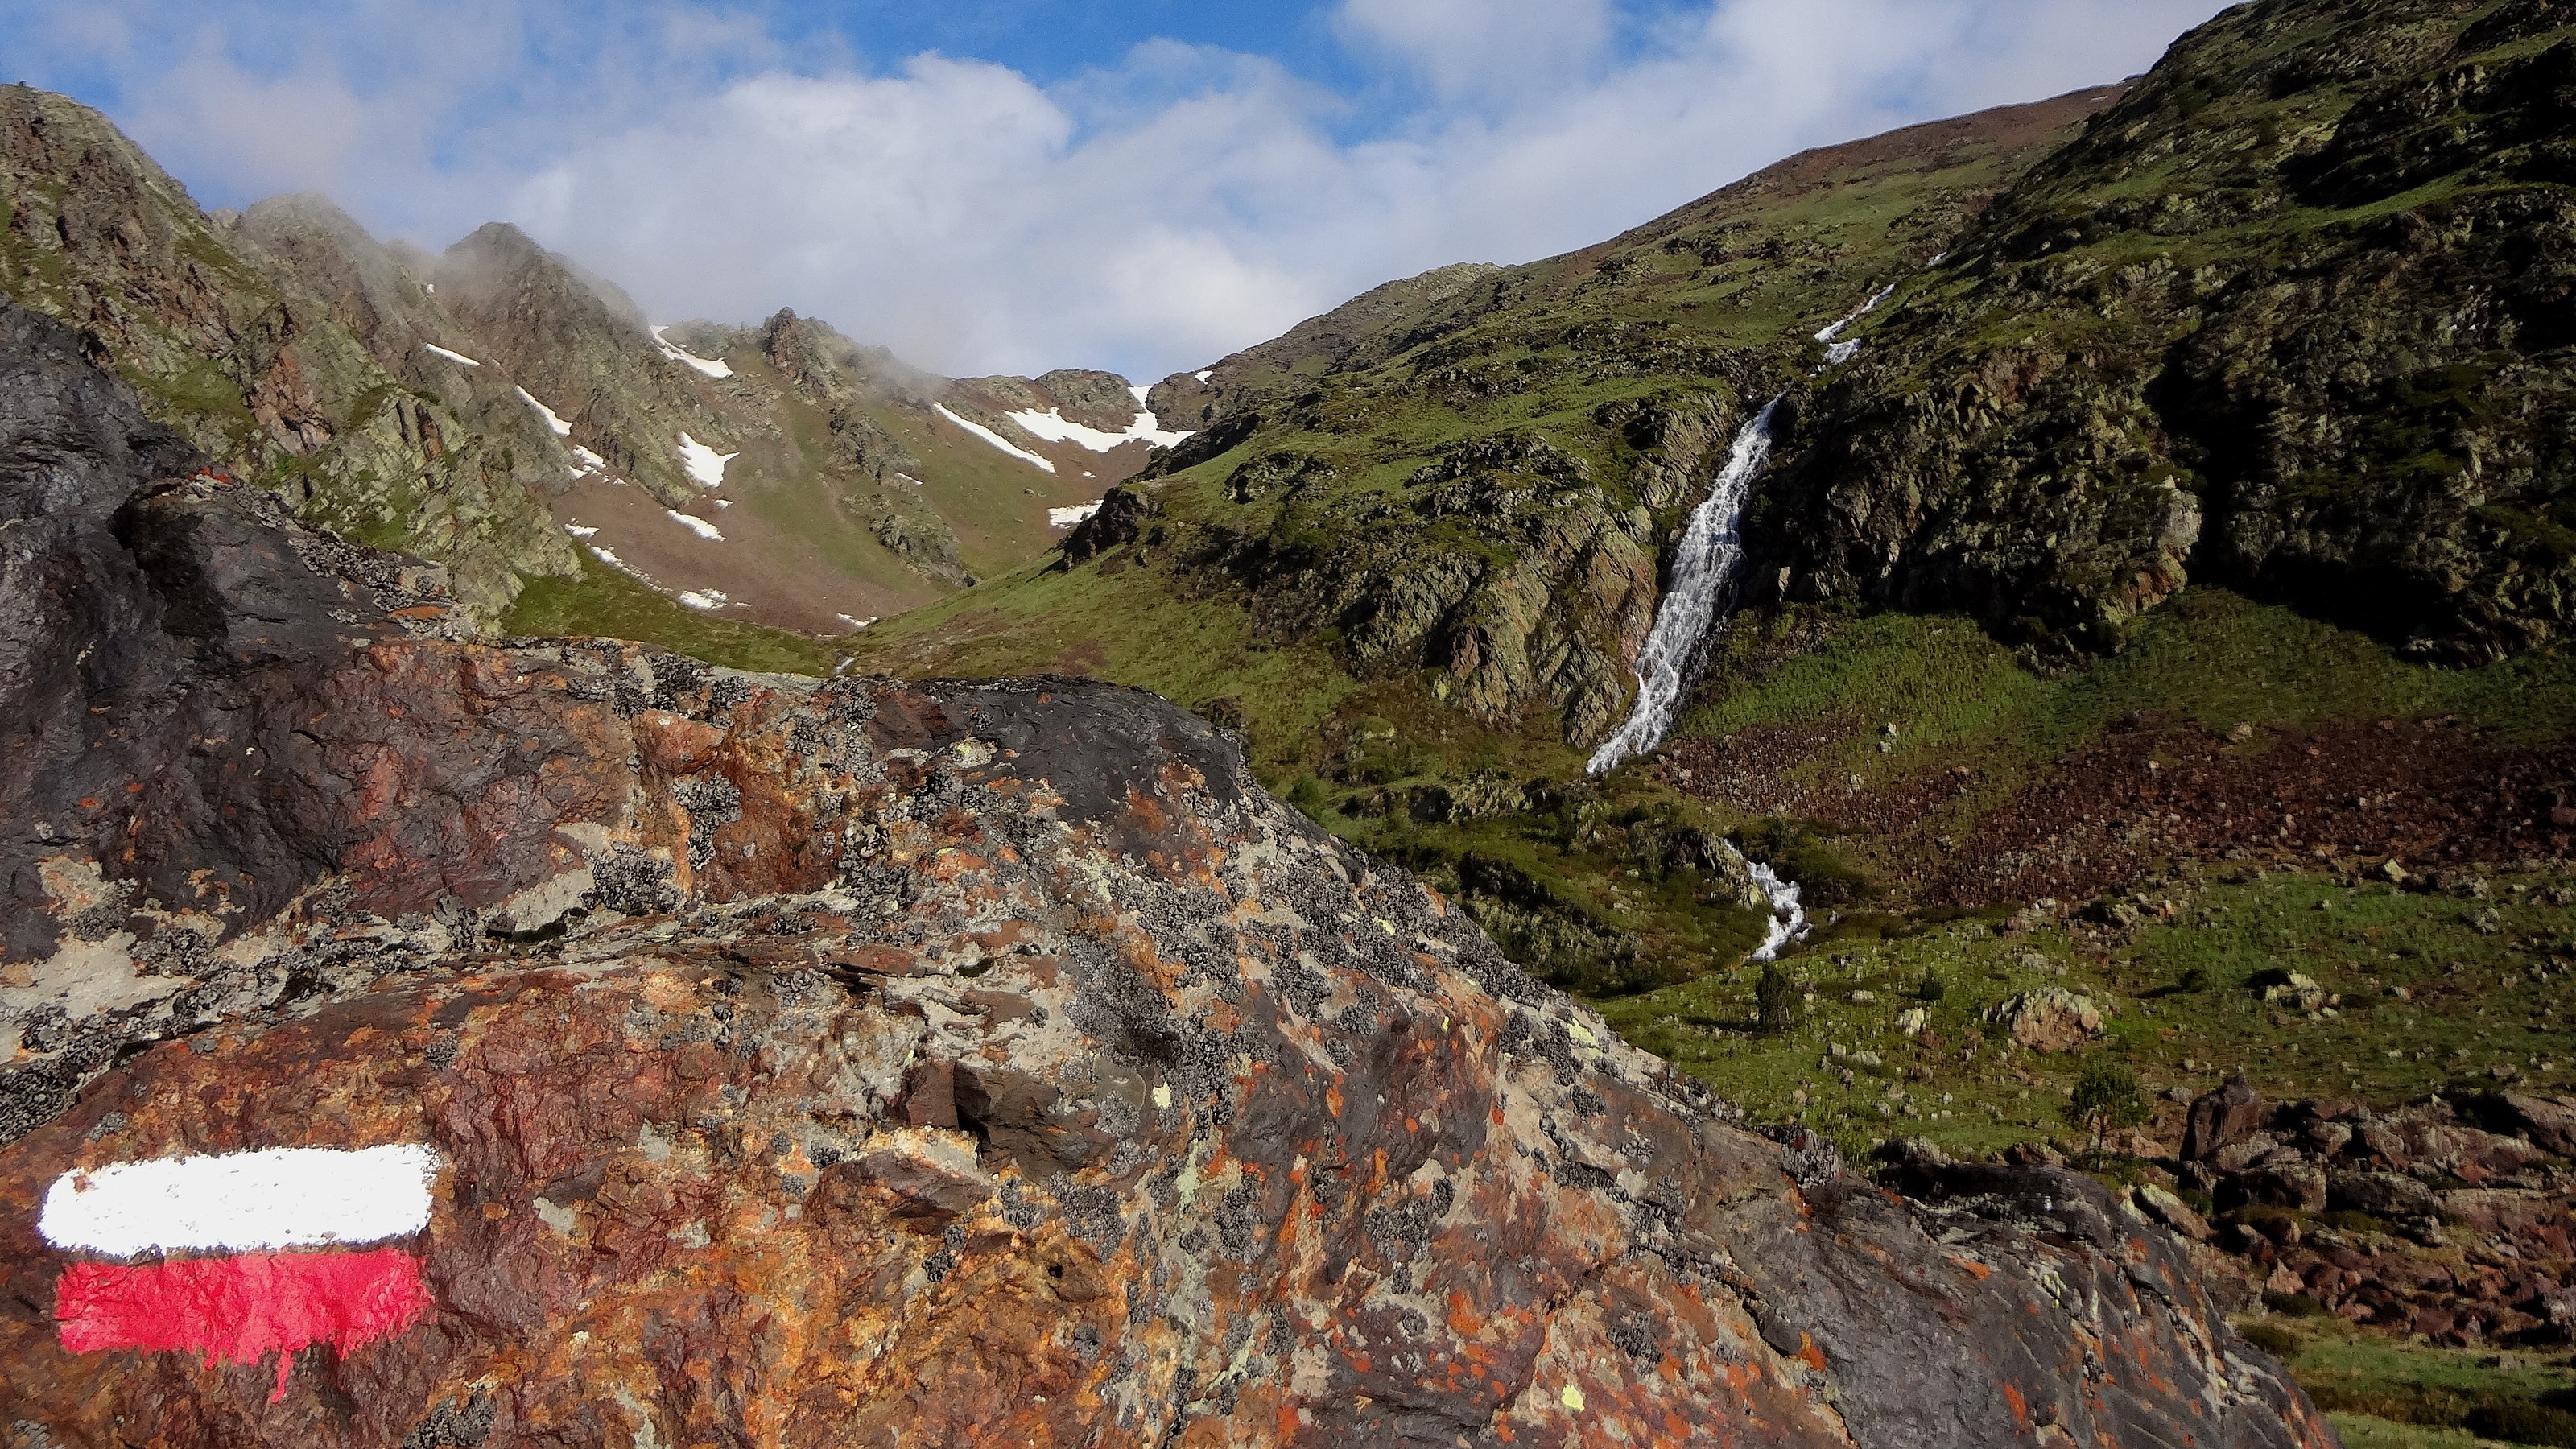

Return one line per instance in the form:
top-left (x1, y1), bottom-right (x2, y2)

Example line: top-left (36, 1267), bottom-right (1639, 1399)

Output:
top-left (502, 552), bottom-right (842, 677)
top-left (1595, 865), bottom-right (2574, 1155)
top-left (2246, 1316), bottom-right (2576, 1447)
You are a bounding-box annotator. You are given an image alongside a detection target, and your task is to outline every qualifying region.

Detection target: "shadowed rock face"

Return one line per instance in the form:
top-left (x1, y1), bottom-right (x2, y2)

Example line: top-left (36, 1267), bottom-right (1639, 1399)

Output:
top-left (0, 298), bottom-right (2333, 1446)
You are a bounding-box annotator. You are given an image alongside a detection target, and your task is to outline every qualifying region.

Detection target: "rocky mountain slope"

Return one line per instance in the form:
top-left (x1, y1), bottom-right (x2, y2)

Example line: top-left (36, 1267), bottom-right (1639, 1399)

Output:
top-left (0, 85), bottom-right (577, 620)
top-left (862, 84), bottom-right (2128, 745)
top-left (1765, 0), bottom-right (2576, 665)
top-left (0, 86), bottom-right (1186, 642)
top-left (0, 297), bottom-right (2331, 1446)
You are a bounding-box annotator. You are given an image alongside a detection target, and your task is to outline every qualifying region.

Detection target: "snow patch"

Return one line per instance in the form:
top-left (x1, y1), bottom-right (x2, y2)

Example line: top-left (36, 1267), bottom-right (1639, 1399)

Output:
top-left (893, 473), bottom-right (923, 487)
top-left (677, 590), bottom-right (735, 612)
top-left (514, 387), bottom-right (573, 437)
top-left (676, 432), bottom-right (736, 489)
top-left (1194, 370), bottom-right (1213, 383)
top-left (422, 344), bottom-right (481, 368)
top-left (1129, 384), bottom-right (1152, 406)
top-left (934, 403), bottom-right (1055, 473)
top-left (564, 523), bottom-right (600, 538)
top-left (650, 326), bottom-right (733, 379)
top-left (667, 510), bottom-right (724, 542)
top-left (837, 613), bottom-right (877, 632)
top-left (570, 446), bottom-right (608, 473)
top-left (588, 543), bottom-right (626, 568)
top-left (1005, 404), bottom-right (1191, 453)
top-left (1049, 502), bottom-right (1104, 528)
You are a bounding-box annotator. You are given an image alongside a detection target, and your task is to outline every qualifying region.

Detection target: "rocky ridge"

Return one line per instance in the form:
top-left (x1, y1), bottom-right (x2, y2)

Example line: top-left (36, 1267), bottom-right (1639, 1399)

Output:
top-left (0, 85), bottom-right (580, 619)
top-left (0, 297), bottom-right (2334, 1443)
top-left (0, 88), bottom-right (1178, 639)
top-left (1763, 0), bottom-right (2576, 663)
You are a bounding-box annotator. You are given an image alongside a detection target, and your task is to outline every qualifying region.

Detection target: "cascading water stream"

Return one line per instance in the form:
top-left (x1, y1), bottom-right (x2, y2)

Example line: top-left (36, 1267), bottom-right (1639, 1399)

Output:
top-left (1589, 272), bottom-right (1924, 956)
top-left (1746, 859), bottom-right (1806, 962)
top-left (1584, 398), bottom-right (1781, 778)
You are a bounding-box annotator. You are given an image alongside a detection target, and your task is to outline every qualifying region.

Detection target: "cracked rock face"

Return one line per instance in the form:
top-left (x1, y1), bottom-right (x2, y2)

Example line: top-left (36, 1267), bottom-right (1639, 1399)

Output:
top-left (0, 295), bottom-right (2333, 1446)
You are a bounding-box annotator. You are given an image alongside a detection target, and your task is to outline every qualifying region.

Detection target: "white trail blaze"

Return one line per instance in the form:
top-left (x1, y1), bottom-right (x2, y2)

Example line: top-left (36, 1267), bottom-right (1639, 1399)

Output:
top-left (39, 1144), bottom-right (440, 1257)
top-left (1587, 399), bottom-right (1782, 776)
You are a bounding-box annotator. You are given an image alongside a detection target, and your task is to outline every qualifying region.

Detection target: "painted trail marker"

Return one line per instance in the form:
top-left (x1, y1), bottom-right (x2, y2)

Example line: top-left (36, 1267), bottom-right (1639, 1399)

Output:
top-left (39, 1144), bottom-right (441, 1401)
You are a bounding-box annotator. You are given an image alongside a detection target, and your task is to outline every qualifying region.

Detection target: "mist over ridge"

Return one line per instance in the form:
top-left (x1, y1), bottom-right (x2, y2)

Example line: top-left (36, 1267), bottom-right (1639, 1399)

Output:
top-left (4, 0), bottom-right (2235, 378)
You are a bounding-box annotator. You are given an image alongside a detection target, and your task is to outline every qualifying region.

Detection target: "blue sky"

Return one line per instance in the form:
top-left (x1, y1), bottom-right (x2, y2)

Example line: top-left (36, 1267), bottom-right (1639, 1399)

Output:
top-left (3, 0), bottom-right (2240, 378)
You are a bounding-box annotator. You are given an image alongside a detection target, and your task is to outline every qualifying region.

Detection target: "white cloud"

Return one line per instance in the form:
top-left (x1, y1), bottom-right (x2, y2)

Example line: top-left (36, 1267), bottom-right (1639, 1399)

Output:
top-left (1333, 0), bottom-right (1618, 105)
top-left (4, 0), bottom-right (2240, 379)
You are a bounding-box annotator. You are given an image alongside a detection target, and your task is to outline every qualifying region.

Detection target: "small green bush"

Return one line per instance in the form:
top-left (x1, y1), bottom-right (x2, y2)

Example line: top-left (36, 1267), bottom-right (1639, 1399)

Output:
top-left (2066, 1061), bottom-right (2149, 1144)
top-left (2236, 1322), bottom-right (2301, 1358)
top-left (2466, 1401), bottom-right (2576, 1448)
top-left (1286, 775), bottom-right (1331, 816)
top-left (1756, 962), bottom-right (1806, 1035)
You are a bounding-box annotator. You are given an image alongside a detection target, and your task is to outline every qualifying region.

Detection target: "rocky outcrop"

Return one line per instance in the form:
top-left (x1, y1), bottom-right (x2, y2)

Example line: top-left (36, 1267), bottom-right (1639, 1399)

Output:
top-left (430, 223), bottom-right (738, 510)
top-left (228, 194), bottom-right (588, 501)
top-left (1984, 987), bottom-right (2108, 1052)
top-left (2172, 1080), bottom-right (2576, 1347)
top-left (1765, 0), bottom-right (2576, 662)
top-left (1061, 481), bottom-right (1161, 564)
top-left (0, 87), bottom-right (577, 618)
top-left (0, 297), bottom-right (2332, 1446)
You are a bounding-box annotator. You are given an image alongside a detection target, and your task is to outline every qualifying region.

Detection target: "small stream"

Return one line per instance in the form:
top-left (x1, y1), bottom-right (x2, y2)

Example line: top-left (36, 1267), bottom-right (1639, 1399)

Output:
top-left (1747, 858), bottom-right (1809, 962)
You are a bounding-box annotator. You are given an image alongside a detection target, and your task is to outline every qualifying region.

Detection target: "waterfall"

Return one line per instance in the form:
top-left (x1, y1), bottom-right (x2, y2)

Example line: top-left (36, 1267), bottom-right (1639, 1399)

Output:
top-left (1747, 859), bottom-right (1809, 962)
top-left (1586, 398), bottom-right (1782, 776)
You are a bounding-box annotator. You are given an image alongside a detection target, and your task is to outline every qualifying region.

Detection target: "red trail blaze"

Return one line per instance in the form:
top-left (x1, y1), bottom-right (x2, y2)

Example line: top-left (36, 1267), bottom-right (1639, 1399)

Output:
top-left (56, 1249), bottom-right (433, 1402)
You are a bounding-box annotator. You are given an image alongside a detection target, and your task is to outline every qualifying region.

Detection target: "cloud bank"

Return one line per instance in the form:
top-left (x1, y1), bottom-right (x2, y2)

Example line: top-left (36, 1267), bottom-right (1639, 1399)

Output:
top-left (3, 0), bottom-right (2240, 378)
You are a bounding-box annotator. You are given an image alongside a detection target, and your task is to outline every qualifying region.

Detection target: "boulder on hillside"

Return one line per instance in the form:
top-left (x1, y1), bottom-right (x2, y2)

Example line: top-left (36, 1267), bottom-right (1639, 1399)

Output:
top-left (1986, 988), bottom-right (2106, 1052)
top-left (2326, 1170), bottom-right (2444, 1220)
top-left (2456, 1092), bottom-right (2576, 1158)
top-left (2219, 1164), bottom-right (2328, 1215)
top-left (2183, 1075), bottom-right (2266, 1162)
top-left (2134, 1183), bottom-right (2211, 1242)
top-left (1060, 482), bottom-right (1159, 564)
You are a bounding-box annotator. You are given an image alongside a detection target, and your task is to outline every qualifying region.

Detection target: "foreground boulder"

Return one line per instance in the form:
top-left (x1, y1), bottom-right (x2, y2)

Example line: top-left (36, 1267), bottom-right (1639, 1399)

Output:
top-left (0, 298), bottom-right (2332, 1445)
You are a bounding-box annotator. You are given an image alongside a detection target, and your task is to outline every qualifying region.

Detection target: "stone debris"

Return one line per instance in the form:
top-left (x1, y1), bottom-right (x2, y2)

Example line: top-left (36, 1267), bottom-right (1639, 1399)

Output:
top-left (2174, 1078), bottom-right (2576, 1345)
